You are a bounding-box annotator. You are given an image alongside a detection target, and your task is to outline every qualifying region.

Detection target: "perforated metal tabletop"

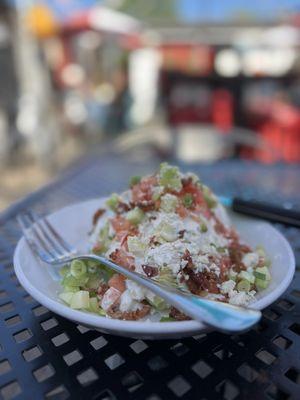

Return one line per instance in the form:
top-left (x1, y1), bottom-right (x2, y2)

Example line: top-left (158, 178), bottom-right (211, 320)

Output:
top-left (1, 151), bottom-right (300, 400)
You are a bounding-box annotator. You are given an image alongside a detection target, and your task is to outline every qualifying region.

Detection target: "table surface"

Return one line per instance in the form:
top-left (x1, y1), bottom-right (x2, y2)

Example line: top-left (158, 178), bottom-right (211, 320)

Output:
top-left (1, 149), bottom-right (300, 400)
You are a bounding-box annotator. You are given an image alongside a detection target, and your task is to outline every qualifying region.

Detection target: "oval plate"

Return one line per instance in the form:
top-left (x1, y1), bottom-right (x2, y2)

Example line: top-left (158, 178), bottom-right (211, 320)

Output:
top-left (14, 199), bottom-right (295, 339)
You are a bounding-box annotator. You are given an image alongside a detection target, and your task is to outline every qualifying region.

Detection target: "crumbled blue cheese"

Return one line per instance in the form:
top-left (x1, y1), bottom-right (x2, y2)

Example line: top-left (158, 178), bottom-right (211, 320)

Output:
top-left (126, 280), bottom-right (155, 303)
top-left (145, 242), bottom-right (184, 274)
top-left (160, 193), bottom-right (178, 213)
top-left (220, 279), bottom-right (256, 306)
top-left (220, 280), bottom-right (236, 294)
top-left (101, 287), bottom-right (121, 311)
top-left (119, 290), bottom-right (142, 312)
top-left (152, 185), bottom-right (164, 201)
top-left (228, 290), bottom-right (256, 306)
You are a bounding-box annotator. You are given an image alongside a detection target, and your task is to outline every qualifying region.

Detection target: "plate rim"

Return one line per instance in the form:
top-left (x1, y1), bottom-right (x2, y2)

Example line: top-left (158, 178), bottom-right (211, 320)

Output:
top-left (13, 198), bottom-right (295, 336)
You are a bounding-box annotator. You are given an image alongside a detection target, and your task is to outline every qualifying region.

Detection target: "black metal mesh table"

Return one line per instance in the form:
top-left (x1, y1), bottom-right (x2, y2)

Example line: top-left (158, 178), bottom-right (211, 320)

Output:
top-left (1, 151), bottom-right (300, 400)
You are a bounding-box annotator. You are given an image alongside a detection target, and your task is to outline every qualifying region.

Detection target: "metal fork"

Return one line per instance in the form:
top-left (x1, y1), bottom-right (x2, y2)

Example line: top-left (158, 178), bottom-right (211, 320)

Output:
top-left (17, 210), bottom-right (261, 332)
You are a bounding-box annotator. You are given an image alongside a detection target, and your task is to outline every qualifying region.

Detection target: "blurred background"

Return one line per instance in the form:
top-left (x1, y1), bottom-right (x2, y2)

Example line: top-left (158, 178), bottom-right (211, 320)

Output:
top-left (0, 0), bottom-right (300, 210)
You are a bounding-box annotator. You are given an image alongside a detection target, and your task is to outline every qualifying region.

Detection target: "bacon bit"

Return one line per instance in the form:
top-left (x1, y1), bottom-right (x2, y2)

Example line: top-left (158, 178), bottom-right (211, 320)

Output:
top-left (131, 176), bottom-right (157, 205)
top-left (107, 303), bottom-right (151, 320)
top-left (170, 307), bottom-right (191, 321)
top-left (181, 177), bottom-right (193, 187)
top-left (135, 200), bottom-right (155, 212)
top-left (92, 242), bottom-right (105, 254)
top-left (214, 218), bottom-right (228, 235)
top-left (120, 232), bottom-right (133, 251)
top-left (116, 201), bottom-right (131, 214)
top-left (149, 236), bottom-right (160, 247)
top-left (176, 204), bottom-right (189, 219)
top-left (142, 265), bottom-right (158, 277)
top-left (92, 209), bottom-right (105, 226)
top-left (109, 248), bottom-right (135, 271)
top-left (185, 269), bottom-right (220, 294)
top-left (178, 230), bottom-right (186, 239)
top-left (182, 249), bottom-right (194, 269)
top-left (97, 283), bottom-right (109, 298)
top-left (108, 274), bottom-right (126, 292)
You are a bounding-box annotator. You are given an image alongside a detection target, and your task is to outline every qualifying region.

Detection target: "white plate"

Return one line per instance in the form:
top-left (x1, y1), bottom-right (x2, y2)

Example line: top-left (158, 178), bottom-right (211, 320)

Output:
top-left (14, 199), bottom-right (295, 339)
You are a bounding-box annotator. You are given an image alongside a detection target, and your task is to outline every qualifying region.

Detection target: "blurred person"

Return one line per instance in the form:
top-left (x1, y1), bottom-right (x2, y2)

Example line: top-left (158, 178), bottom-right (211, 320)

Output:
top-left (104, 61), bottom-right (133, 135)
top-left (0, 2), bottom-right (19, 164)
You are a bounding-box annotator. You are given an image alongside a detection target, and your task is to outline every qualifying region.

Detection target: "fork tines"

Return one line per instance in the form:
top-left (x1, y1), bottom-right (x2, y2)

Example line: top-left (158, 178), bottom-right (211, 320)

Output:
top-left (17, 210), bottom-right (76, 264)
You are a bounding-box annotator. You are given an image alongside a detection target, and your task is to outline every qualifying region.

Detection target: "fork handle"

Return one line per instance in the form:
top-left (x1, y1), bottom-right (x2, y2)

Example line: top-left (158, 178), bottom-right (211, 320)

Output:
top-left (78, 255), bottom-right (261, 332)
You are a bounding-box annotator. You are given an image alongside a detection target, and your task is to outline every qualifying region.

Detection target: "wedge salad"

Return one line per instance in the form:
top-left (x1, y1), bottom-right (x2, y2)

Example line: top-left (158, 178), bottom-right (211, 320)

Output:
top-left (59, 163), bottom-right (271, 321)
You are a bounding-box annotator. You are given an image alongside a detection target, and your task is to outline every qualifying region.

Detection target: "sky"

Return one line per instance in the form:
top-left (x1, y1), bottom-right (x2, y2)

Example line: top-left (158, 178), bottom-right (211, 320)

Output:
top-left (8, 0), bottom-right (300, 22)
top-left (178, 0), bottom-right (300, 21)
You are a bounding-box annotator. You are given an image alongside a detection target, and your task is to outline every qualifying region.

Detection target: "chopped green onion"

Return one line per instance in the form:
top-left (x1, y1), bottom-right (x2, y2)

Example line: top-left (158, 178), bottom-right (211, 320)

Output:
top-left (255, 278), bottom-right (269, 290)
top-left (183, 194), bottom-right (194, 208)
top-left (62, 273), bottom-right (88, 288)
top-left (59, 265), bottom-right (69, 277)
top-left (160, 316), bottom-right (176, 322)
top-left (228, 270), bottom-right (237, 281)
top-left (127, 236), bottom-right (146, 256)
top-left (254, 271), bottom-right (266, 280)
top-left (238, 270), bottom-right (255, 284)
top-left (156, 267), bottom-right (177, 288)
top-left (158, 163), bottom-right (182, 192)
top-left (59, 292), bottom-right (74, 305)
top-left (106, 193), bottom-right (119, 211)
top-left (88, 297), bottom-right (100, 313)
top-left (255, 245), bottom-right (266, 257)
top-left (70, 290), bottom-right (90, 309)
top-left (70, 259), bottom-right (87, 278)
top-left (126, 207), bottom-right (144, 225)
top-left (86, 273), bottom-right (102, 289)
top-left (63, 285), bottom-right (80, 293)
top-left (200, 223), bottom-right (208, 233)
top-left (130, 175), bottom-right (141, 187)
top-left (237, 279), bottom-right (251, 292)
top-left (99, 222), bottom-right (110, 240)
top-left (202, 185), bottom-right (217, 208)
top-left (255, 266), bottom-right (271, 281)
top-left (159, 222), bottom-right (177, 242)
top-left (149, 296), bottom-right (168, 311)
top-left (86, 260), bottom-right (99, 273)
top-left (152, 186), bottom-right (164, 201)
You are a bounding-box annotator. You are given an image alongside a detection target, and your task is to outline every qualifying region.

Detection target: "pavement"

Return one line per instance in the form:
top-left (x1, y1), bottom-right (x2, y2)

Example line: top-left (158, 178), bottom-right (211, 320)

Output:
top-left (0, 136), bottom-right (84, 212)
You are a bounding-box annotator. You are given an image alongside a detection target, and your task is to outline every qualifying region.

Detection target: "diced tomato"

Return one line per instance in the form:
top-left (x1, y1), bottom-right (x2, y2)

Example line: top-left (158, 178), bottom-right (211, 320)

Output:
top-left (131, 176), bottom-right (157, 204)
top-left (109, 248), bottom-right (135, 270)
top-left (108, 274), bottom-right (126, 292)
top-left (198, 206), bottom-right (212, 219)
top-left (111, 216), bottom-right (132, 233)
top-left (179, 180), bottom-right (205, 206)
top-left (176, 179), bottom-right (212, 219)
top-left (110, 216), bottom-right (137, 241)
top-left (176, 204), bottom-right (189, 218)
top-left (101, 287), bottom-right (121, 311)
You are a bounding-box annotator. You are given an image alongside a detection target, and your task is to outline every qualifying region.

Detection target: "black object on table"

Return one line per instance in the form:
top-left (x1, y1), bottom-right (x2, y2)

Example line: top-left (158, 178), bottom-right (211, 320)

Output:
top-left (0, 152), bottom-right (300, 400)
